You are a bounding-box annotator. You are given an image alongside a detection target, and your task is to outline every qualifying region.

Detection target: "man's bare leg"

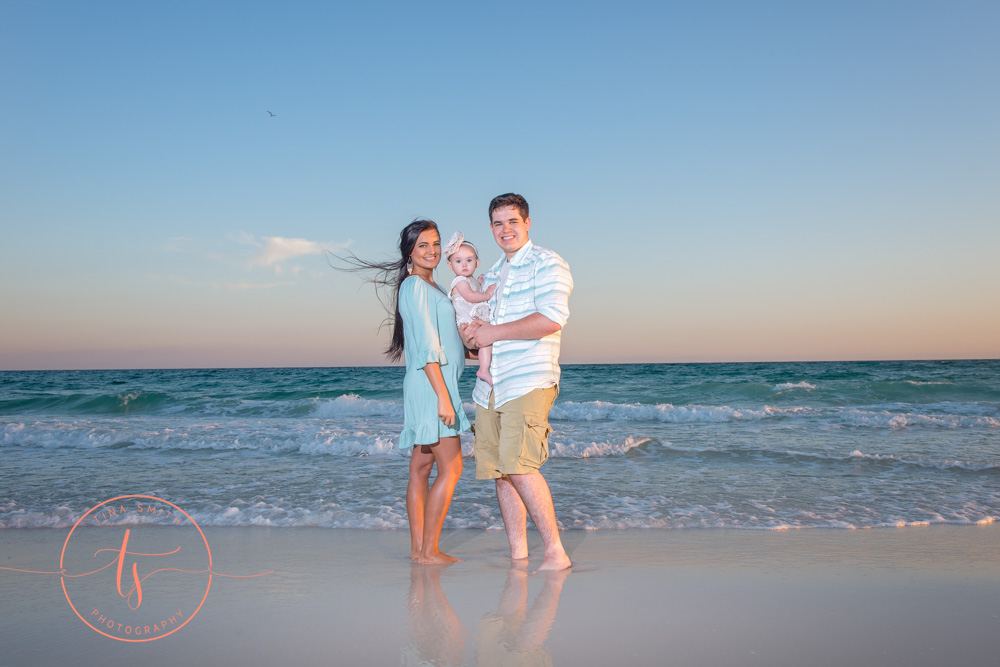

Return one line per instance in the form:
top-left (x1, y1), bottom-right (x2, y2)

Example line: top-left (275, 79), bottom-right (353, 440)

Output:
top-left (507, 472), bottom-right (572, 571)
top-left (496, 475), bottom-right (529, 561)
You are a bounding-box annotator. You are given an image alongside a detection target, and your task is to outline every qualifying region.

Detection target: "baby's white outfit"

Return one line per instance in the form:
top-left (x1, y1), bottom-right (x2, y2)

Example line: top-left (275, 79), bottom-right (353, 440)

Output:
top-left (449, 276), bottom-right (491, 325)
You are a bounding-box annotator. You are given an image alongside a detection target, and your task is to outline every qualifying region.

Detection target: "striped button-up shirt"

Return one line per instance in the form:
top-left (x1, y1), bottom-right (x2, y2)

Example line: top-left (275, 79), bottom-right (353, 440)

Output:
top-left (472, 240), bottom-right (573, 409)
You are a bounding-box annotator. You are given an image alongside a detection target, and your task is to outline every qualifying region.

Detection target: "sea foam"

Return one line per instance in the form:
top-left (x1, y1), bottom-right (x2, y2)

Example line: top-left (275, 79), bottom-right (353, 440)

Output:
top-left (549, 401), bottom-right (780, 423)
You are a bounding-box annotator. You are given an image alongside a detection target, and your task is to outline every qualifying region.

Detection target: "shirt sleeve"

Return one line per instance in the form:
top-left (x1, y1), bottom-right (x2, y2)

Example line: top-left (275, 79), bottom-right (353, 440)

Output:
top-left (399, 277), bottom-right (448, 369)
top-left (533, 252), bottom-right (573, 327)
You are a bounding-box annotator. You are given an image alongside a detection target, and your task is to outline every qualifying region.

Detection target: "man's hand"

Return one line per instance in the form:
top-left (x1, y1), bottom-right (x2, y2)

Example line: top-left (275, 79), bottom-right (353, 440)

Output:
top-left (460, 321), bottom-right (482, 349)
top-left (467, 321), bottom-right (498, 349)
top-left (462, 313), bottom-right (561, 350)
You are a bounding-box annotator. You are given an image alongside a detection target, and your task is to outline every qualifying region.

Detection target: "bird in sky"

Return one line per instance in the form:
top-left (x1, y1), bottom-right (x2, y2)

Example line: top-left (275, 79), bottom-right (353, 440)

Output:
top-left (267, 111), bottom-right (276, 117)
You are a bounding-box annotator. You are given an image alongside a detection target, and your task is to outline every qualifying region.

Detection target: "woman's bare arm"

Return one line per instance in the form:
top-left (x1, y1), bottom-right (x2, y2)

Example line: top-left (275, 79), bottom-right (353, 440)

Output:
top-left (422, 362), bottom-right (455, 426)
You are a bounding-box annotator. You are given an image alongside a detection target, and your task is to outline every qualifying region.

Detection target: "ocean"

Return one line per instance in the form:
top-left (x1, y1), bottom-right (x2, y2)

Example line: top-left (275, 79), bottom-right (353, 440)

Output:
top-left (2, 361), bottom-right (998, 532)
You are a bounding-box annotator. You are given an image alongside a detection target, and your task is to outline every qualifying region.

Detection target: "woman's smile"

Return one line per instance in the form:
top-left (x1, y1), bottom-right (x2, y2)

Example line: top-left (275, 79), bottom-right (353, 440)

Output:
top-left (410, 229), bottom-right (442, 273)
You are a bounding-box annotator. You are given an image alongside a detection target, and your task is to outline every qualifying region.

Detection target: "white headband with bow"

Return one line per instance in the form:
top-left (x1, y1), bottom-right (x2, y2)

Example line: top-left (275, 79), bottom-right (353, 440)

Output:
top-left (444, 231), bottom-right (478, 260)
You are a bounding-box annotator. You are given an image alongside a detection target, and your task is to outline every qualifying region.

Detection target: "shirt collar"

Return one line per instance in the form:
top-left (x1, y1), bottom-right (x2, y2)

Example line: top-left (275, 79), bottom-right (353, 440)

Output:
top-left (507, 239), bottom-right (534, 267)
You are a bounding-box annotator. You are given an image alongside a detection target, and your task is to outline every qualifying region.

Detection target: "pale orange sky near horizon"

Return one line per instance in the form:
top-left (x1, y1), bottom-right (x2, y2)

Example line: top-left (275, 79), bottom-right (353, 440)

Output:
top-left (3, 264), bottom-right (997, 370)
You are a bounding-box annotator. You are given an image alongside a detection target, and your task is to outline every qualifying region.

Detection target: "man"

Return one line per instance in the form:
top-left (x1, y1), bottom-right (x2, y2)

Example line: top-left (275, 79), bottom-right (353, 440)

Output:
top-left (462, 193), bottom-right (573, 571)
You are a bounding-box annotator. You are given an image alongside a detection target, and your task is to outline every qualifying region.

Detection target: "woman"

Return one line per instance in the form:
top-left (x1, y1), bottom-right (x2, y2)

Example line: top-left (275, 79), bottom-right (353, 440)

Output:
top-left (350, 219), bottom-right (469, 564)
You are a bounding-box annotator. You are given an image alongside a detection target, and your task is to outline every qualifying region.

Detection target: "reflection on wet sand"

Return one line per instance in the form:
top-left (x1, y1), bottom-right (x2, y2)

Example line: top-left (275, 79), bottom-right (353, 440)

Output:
top-left (476, 566), bottom-right (569, 667)
top-left (404, 565), bottom-right (467, 666)
top-left (402, 564), bottom-right (569, 666)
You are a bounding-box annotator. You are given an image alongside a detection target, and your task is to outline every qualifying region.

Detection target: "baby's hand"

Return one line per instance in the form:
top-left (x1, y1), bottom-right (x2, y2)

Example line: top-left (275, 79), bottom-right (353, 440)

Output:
top-left (485, 283), bottom-right (496, 298)
top-left (478, 275), bottom-right (484, 286)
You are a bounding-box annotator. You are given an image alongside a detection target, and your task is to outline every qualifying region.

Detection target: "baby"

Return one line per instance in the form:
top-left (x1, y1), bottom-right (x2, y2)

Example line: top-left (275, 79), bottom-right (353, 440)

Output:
top-left (444, 232), bottom-right (495, 385)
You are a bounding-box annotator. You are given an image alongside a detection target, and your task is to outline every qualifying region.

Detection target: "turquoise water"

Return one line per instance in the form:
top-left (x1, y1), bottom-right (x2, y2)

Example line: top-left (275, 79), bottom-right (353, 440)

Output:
top-left (2, 360), bottom-right (998, 530)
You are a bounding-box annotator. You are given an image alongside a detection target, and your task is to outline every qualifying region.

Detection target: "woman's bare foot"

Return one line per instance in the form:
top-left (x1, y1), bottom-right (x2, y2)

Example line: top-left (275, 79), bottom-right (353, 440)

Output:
top-left (418, 550), bottom-right (462, 565)
top-left (476, 367), bottom-right (493, 386)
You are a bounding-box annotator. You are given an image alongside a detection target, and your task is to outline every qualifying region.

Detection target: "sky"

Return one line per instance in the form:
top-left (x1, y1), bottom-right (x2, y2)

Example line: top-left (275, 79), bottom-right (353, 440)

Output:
top-left (1, 1), bottom-right (998, 370)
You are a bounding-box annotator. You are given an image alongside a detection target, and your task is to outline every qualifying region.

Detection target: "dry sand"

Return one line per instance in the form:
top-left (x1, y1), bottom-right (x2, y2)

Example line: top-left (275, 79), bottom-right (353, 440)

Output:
top-left (2, 524), bottom-right (999, 666)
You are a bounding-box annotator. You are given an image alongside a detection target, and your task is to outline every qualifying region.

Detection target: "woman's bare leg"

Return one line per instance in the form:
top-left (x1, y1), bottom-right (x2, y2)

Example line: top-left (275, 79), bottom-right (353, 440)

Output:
top-left (407, 445), bottom-right (435, 559)
top-left (418, 436), bottom-right (464, 564)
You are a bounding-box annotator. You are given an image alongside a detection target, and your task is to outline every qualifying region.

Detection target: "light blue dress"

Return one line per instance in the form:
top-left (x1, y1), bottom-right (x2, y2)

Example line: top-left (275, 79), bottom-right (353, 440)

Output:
top-left (398, 275), bottom-right (471, 449)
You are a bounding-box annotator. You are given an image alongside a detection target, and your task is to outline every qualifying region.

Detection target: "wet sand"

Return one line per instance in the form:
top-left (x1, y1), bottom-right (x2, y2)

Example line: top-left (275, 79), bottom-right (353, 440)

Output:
top-left (2, 524), bottom-right (999, 666)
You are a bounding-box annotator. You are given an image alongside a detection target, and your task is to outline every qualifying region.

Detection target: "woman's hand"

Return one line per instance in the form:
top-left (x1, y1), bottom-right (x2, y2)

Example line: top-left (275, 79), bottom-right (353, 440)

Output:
top-left (438, 396), bottom-right (456, 427)
top-left (422, 362), bottom-right (456, 427)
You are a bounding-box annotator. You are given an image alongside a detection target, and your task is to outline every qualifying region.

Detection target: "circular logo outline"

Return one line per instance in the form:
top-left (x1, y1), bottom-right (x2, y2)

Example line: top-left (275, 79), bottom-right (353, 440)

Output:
top-left (60, 494), bottom-right (213, 642)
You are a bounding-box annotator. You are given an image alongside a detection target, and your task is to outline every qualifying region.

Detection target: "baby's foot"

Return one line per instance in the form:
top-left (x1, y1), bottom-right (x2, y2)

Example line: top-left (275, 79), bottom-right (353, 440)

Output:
top-left (476, 367), bottom-right (493, 386)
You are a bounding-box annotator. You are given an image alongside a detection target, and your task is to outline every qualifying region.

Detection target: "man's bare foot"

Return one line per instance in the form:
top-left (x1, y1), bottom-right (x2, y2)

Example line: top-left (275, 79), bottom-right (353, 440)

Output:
top-left (476, 367), bottom-right (493, 386)
top-left (418, 551), bottom-right (462, 565)
top-left (536, 550), bottom-right (572, 572)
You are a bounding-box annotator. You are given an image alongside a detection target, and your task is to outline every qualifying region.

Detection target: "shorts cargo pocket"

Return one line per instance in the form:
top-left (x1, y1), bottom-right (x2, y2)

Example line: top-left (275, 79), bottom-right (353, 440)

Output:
top-left (520, 415), bottom-right (551, 468)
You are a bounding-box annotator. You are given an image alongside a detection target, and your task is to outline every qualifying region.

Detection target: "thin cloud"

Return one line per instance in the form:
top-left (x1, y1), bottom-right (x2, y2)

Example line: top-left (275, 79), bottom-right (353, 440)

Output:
top-left (168, 233), bottom-right (350, 287)
top-left (254, 236), bottom-right (324, 266)
top-left (273, 265), bottom-right (305, 278)
top-left (234, 233), bottom-right (350, 267)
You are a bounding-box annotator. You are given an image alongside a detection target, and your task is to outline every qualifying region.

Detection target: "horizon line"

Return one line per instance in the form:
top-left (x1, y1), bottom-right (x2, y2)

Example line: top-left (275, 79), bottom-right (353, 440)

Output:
top-left (2, 357), bottom-right (998, 373)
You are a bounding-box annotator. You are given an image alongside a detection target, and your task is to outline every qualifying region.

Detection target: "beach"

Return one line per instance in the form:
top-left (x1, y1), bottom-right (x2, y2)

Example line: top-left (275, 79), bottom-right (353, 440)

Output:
top-left (2, 362), bottom-right (998, 664)
top-left (3, 524), bottom-right (1000, 666)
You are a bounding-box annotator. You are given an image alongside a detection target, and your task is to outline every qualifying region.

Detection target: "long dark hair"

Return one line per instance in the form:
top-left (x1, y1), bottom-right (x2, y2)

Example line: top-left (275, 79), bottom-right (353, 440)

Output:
top-left (334, 219), bottom-right (439, 362)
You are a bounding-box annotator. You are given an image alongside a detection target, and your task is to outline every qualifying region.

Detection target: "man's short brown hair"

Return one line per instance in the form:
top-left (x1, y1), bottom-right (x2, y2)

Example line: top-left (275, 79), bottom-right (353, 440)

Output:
top-left (488, 193), bottom-right (529, 221)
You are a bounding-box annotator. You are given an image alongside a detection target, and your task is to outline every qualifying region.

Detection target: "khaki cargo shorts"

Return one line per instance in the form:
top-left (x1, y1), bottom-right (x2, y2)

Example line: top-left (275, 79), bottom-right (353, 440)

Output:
top-left (473, 386), bottom-right (558, 479)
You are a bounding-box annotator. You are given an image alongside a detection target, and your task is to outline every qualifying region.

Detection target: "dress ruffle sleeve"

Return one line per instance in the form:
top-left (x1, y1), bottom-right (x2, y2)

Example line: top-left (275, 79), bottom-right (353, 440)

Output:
top-left (448, 275), bottom-right (466, 300)
top-left (399, 277), bottom-right (448, 369)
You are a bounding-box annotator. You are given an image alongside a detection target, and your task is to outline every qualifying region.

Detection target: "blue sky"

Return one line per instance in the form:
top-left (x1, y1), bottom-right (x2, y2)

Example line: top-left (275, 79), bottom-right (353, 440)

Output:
top-left (2, 1), bottom-right (998, 369)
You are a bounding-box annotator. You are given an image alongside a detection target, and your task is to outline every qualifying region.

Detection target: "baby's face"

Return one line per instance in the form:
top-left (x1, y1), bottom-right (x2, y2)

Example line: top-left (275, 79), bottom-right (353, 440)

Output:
top-left (448, 246), bottom-right (479, 278)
